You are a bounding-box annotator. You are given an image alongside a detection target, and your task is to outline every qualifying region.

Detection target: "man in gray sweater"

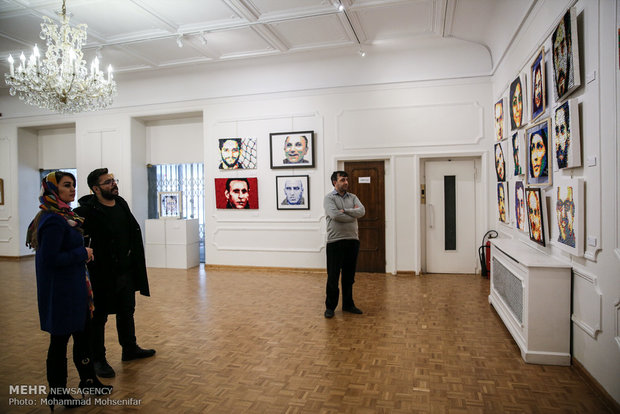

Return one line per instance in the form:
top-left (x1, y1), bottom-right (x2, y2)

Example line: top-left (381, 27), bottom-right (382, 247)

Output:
top-left (323, 171), bottom-right (366, 318)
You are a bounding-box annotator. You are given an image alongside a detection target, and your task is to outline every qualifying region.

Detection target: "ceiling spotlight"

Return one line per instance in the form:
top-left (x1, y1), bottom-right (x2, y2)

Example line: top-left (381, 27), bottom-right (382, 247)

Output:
top-left (338, 4), bottom-right (344, 12)
top-left (359, 49), bottom-right (366, 57)
top-left (176, 35), bottom-right (183, 48)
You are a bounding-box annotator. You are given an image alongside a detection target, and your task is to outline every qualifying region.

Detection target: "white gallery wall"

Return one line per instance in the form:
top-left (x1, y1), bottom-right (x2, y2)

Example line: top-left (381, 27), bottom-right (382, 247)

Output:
top-left (491, 0), bottom-right (620, 403)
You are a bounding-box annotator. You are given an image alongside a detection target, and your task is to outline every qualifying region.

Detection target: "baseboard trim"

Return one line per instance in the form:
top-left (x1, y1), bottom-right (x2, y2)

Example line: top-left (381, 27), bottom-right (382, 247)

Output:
top-left (0, 254), bottom-right (34, 261)
top-left (572, 357), bottom-right (620, 412)
top-left (204, 264), bottom-right (325, 274)
top-left (396, 271), bottom-right (417, 276)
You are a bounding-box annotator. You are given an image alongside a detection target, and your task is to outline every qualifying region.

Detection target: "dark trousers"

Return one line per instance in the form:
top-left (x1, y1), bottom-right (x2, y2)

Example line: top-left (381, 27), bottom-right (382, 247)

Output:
top-left (47, 311), bottom-right (92, 386)
top-left (91, 273), bottom-right (137, 361)
top-left (325, 239), bottom-right (360, 310)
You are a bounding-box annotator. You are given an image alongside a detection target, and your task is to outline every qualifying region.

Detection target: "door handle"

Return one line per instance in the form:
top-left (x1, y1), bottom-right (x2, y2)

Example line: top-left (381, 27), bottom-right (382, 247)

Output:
top-left (428, 203), bottom-right (434, 228)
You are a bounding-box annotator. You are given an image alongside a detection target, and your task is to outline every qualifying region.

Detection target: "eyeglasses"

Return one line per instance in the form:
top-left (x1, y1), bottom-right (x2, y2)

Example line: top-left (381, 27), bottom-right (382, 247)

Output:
top-left (97, 178), bottom-right (119, 186)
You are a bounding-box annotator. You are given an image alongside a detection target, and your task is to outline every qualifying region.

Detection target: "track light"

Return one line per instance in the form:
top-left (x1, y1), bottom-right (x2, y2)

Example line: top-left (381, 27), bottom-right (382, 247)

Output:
top-left (176, 35), bottom-right (183, 48)
top-left (359, 49), bottom-right (366, 57)
top-left (200, 32), bottom-right (207, 46)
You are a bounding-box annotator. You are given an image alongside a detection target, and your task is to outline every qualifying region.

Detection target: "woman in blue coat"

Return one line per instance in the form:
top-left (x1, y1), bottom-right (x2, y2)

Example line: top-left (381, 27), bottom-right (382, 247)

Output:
top-left (26, 171), bottom-right (112, 411)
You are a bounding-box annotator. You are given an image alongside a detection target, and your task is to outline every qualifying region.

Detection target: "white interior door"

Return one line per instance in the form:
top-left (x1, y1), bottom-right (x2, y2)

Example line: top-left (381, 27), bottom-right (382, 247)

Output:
top-left (425, 160), bottom-right (476, 273)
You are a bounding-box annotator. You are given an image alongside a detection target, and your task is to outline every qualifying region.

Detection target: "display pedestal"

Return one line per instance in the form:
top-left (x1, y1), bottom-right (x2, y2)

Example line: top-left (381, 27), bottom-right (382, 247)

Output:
top-left (145, 219), bottom-right (199, 269)
top-left (489, 238), bottom-right (572, 366)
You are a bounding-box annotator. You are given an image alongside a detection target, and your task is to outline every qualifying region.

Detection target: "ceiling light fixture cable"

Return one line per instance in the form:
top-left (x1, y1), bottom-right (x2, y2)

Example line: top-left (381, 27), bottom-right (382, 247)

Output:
top-left (337, 1), bottom-right (365, 57)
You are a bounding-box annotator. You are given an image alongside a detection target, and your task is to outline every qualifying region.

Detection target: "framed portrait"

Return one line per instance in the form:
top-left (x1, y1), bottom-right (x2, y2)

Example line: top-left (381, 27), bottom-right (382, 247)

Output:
top-left (552, 98), bottom-right (581, 170)
top-left (497, 182), bottom-right (509, 224)
top-left (0, 178), bottom-right (4, 205)
top-left (158, 191), bottom-right (182, 218)
top-left (510, 130), bottom-right (525, 177)
top-left (551, 178), bottom-right (584, 256)
top-left (276, 175), bottom-right (310, 210)
top-left (494, 97), bottom-right (508, 141)
top-left (509, 73), bottom-right (528, 130)
top-left (214, 177), bottom-right (259, 209)
top-left (494, 141), bottom-right (507, 182)
top-left (552, 7), bottom-right (581, 102)
top-left (525, 187), bottom-right (547, 247)
top-left (269, 131), bottom-right (314, 169)
top-left (526, 118), bottom-right (552, 187)
top-left (530, 47), bottom-right (546, 121)
top-left (513, 180), bottom-right (527, 232)
top-left (218, 138), bottom-right (257, 170)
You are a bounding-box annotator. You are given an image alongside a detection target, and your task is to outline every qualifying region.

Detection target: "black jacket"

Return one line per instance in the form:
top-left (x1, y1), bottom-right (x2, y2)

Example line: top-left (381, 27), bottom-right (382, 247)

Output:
top-left (75, 194), bottom-right (150, 312)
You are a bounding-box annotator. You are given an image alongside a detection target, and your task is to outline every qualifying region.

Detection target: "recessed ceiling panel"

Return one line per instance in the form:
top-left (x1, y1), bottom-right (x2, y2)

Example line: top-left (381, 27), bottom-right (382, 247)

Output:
top-left (0, 14), bottom-right (51, 50)
top-left (355, 1), bottom-right (434, 42)
top-left (140, 0), bottom-right (244, 29)
top-left (207, 27), bottom-right (275, 57)
top-left (248, 0), bottom-right (332, 17)
top-left (121, 37), bottom-right (207, 65)
top-left (270, 14), bottom-right (349, 49)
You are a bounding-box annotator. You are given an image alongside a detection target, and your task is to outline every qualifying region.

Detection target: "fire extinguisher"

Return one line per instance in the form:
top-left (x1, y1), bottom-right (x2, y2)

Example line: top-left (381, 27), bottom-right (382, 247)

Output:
top-left (478, 230), bottom-right (498, 277)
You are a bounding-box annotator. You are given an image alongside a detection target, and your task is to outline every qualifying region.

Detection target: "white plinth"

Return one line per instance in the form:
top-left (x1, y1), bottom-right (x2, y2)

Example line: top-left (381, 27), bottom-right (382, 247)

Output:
top-left (489, 238), bottom-right (572, 366)
top-left (145, 219), bottom-right (200, 269)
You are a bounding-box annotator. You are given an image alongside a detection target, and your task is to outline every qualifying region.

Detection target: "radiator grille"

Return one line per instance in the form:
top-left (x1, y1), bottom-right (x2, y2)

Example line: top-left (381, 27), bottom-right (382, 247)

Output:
top-left (492, 257), bottom-right (523, 323)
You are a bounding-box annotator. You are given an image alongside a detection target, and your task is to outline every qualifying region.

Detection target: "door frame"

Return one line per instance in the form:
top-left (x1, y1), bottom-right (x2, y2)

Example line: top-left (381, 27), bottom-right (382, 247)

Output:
top-left (416, 152), bottom-right (489, 275)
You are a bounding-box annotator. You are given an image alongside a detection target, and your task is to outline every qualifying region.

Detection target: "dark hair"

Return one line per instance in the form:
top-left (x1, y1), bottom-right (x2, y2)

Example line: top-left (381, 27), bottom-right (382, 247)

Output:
top-left (285, 135), bottom-right (308, 146)
top-left (219, 138), bottom-right (241, 150)
top-left (225, 178), bottom-right (250, 192)
top-left (87, 168), bottom-right (109, 190)
top-left (54, 171), bottom-right (76, 186)
top-left (330, 171), bottom-right (347, 185)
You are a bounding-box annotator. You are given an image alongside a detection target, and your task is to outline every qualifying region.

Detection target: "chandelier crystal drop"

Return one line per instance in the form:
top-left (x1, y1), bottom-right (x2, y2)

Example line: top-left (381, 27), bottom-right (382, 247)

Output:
top-left (4, 0), bottom-right (116, 113)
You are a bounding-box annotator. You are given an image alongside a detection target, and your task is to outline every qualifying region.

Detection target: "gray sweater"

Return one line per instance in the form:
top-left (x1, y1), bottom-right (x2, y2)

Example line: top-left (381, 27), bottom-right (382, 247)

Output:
top-left (324, 190), bottom-right (366, 243)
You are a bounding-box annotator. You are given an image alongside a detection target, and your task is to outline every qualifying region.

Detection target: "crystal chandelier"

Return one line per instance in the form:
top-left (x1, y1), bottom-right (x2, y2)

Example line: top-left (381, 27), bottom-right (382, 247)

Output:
top-left (4, 0), bottom-right (116, 113)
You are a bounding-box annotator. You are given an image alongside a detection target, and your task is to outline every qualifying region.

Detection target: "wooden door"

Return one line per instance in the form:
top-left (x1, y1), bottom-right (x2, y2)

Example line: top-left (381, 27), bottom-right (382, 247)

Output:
top-left (344, 161), bottom-right (385, 273)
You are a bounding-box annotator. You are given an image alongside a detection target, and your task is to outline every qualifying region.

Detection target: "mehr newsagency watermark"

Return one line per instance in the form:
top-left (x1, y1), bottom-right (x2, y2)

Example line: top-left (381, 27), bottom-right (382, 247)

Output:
top-left (8, 384), bottom-right (141, 408)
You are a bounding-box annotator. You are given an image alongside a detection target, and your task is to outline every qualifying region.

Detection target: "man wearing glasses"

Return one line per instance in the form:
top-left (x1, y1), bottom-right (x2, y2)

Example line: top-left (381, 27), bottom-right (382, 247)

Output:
top-left (75, 168), bottom-right (155, 379)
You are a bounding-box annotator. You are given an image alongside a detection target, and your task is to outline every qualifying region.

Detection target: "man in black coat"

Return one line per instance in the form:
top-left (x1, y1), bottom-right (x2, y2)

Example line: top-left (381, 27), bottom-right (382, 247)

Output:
top-left (75, 168), bottom-right (155, 378)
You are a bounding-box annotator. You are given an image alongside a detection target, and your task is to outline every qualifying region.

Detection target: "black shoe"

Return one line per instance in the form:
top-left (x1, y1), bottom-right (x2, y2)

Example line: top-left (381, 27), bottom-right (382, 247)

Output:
top-left (324, 309), bottom-right (335, 318)
top-left (93, 359), bottom-right (115, 378)
top-left (343, 306), bottom-right (363, 314)
top-left (122, 345), bottom-right (156, 361)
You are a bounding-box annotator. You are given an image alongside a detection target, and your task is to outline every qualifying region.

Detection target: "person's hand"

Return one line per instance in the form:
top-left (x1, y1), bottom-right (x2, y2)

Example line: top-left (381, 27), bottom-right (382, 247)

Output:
top-left (85, 247), bottom-right (94, 263)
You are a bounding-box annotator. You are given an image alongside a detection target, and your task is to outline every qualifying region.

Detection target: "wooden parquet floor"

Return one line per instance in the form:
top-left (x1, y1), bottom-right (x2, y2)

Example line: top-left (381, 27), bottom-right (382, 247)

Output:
top-left (0, 258), bottom-right (614, 413)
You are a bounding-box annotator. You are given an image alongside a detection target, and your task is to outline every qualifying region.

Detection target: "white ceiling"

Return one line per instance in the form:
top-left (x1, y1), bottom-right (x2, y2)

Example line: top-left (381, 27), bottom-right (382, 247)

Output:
top-left (0, 0), bottom-right (534, 85)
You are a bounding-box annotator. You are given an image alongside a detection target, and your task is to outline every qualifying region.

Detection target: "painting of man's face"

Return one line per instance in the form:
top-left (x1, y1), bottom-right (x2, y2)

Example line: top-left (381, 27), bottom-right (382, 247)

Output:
top-left (276, 175), bottom-right (310, 210)
top-left (284, 135), bottom-right (309, 163)
top-left (534, 67), bottom-right (543, 109)
top-left (552, 8), bottom-right (579, 100)
top-left (553, 19), bottom-right (569, 97)
top-left (530, 133), bottom-right (546, 178)
top-left (270, 131), bottom-right (314, 169)
top-left (284, 179), bottom-right (303, 205)
top-left (495, 143), bottom-right (506, 182)
top-left (215, 177), bottom-right (259, 209)
top-left (556, 185), bottom-right (575, 247)
top-left (497, 183), bottom-right (507, 223)
top-left (554, 106), bottom-right (570, 168)
top-left (515, 181), bottom-right (525, 231)
top-left (527, 189), bottom-right (544, 245)
top-left (494, 100), bottom-right (504, 141)
top-left (219, 139), bottom-right (241, 169)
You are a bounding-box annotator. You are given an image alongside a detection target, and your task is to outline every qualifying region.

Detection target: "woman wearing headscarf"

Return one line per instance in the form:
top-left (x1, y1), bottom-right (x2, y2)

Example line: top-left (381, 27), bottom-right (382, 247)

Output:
top-left (26, 171), bottom-right (112, 411)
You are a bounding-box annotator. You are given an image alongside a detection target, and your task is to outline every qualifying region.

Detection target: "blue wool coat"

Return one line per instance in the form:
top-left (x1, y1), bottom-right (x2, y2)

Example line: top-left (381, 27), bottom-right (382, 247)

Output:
top-left (35, 212), bottom-right (88, 335)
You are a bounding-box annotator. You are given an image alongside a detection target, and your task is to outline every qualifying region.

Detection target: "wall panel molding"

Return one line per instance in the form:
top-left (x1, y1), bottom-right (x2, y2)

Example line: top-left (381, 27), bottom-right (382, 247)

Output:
top-left (571, 268), bottom-right (602, 339)
top-left (212, 226), bottom-right (323, 252)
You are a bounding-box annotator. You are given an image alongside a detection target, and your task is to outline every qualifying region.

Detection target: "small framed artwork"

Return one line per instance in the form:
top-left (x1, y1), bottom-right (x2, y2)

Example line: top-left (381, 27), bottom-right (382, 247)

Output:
top-left (509, 73), bottom-right (528, 130)
top-left (525, 187), bottom-right (547, 247)
top-left (218, 138), bottom-right (257, 170)
top-left (510, 130), bottom-right (525, 177)
top-left (158, 191), bottom-right (182, 218)
top-left (270, 131), bottom-right (314, 169)
top-left (494, 97), bottom-right (508, 141)
top-left (530, 47), bottom-right (546, 121)
top-left (0, 178), bottom-right (4, 205)
top-left (552, 178), bottom-right (584, 256)
top-left (526, 118), bottom-right (552, 187)
top-left (553, 98), bottom-right (581, 169)
top-left (513, 180), bottom-right (527, 232)
top-left (214, 177), bottom-right (259, 209)
top-left (494, 141), bottom-right (507, 182)
top-left (552, 7), bottom-right (581, 102)
top-left (497, 182), bottom-right (509, 224)
top-left (276, 175), bottom-right (310, 210)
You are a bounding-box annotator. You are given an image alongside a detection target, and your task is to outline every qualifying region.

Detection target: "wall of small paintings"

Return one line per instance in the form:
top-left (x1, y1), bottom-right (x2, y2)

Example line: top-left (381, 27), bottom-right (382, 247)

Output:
top-left (493, 6), bottom-right (585, 257)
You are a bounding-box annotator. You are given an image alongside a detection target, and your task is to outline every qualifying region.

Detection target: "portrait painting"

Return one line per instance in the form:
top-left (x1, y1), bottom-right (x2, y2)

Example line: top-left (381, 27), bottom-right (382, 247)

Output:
top-left (509, 74), bottom-right (527, 130)
top-left (158, 191), bottom-right (182, 218)
top-left (270, 131), bottom-right (315, 169)
top-left (214, 177), bottom-right (259, 209)
top-left (494, 97), bottom-right (508, 141)
top-left (218, 138), bottom-right (257, 170)
top-left (552, 7), bottom-right (581, 102)
top-left (530, 47), bottom-right (546, 121)
top-left (497, 182), bottom-right (509, 224)
top-left (526, 118), bottom-right (552, 187)
top-left (551, 178), bottom-right (584, 256)
top-left (553, 98), bottom-right (581, 170)
top-left (511, 130), bottom-right (525, 177)
top-left (494, 141), bottom-right (507, 182)
top-left (276, 175), bottom-right (310, 210)
top-left (514, 181), bottom-right (527, 232)
top-left (525, 187), bottom-right (547, 247)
